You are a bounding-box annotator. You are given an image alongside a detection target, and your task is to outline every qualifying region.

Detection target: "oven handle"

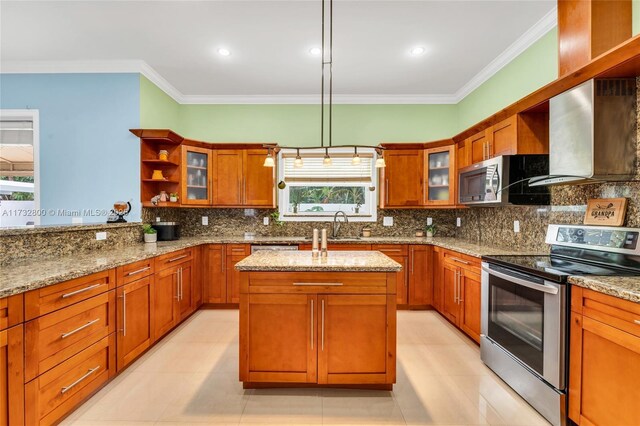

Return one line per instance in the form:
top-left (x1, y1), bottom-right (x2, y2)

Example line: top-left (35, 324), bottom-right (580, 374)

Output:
top-left (482, 266), bottom-right (558, 295)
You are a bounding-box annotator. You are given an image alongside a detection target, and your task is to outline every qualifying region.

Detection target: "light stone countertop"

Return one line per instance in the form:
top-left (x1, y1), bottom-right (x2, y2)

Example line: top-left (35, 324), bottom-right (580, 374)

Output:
top-left (0, 235), bottom-right (543, 298)
top-left (235, 250), bottom-right (403, 272)
top-left (568, 276), bottom-right (640, 304)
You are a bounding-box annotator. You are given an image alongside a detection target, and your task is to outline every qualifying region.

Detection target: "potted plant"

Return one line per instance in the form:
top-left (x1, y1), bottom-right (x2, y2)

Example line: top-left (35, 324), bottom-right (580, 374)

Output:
top-left (142, 224), bottom-right (157, 243)
top-left (425, 224), bottom-right (436, 238)
top-left (270, 211), bottom-right (284, 227)
top-left (169, 192), bottom-right (179, 203)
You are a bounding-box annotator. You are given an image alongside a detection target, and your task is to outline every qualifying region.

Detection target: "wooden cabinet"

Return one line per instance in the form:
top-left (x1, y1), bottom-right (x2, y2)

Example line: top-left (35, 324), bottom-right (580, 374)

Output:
top-left (1, 325), bottom-right (24, 426)
top-left (441, 262), bottom-right (460, 324)
top-left (569, 287), bottom-right (640, 426)
top-left (456, 139), bottom-right (471, 170)
top-left (379, 149), bottom-right (424, 207)
top-left (181, 145), bottom-right (213, 206)
top-left (177, 261), bottom-right (194, 320)
top-left (116, 276), bottom-right (154, 371)
top-left (241, 293), bottom-right (317, 384)
top-left (408, 245), bottom-right (431, 307)
top-left (203, 244), bottom-right (227, 304)
top-left (152, 266), bottom-right (180, 339)
top-left (432, 247), bottom-right (443, 313)
top-left (424, 146), bottom-right (455, 206)
top-left (372, 245), bottom-right (408, 305)
top-left (213, 149), bottom-right (275, 208)
top-left (0, 294), bottom-right (23, 332)
top-left (469, 130), bottom-right (489, 164)
top-left (458, 268), bottom-right (481, 342)
top-left (226, 244), bottom-right (251, 304)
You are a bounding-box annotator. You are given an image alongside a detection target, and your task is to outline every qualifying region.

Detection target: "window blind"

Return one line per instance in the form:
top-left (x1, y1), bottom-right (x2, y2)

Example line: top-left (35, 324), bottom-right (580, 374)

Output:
top-left (0, 120), bottom-right (34, 145)
top-left (282, 154), bottom-right (373, 183)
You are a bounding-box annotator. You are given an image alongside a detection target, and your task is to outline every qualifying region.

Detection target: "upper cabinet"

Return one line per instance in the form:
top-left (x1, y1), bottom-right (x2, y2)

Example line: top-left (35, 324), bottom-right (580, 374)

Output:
top-left (212, 150), bottom-right (244, 206)
top-left (425, 146), bottom-right (455, 206)
top-left (182, 146), bottom-right (212, 206)
top-left (463, 113), bottom-right (549, 165)
top-left (213, 149), bottom-right (276, 208)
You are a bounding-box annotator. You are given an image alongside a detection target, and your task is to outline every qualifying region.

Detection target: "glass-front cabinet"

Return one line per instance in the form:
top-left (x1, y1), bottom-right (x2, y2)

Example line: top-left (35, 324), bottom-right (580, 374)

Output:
top-left (181, 146), bottom-right (212, 205)
top-left (424, 146), bottom-right (455, 205)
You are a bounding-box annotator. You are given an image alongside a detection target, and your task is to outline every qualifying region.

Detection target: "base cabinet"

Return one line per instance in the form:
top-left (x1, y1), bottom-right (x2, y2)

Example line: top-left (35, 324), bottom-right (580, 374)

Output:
top-left (569, 288), bottom-right (640, 426)
top-left (408, 245), bottom-right (431, 307)
top-left (203, 244), bottom-right (227, 303)
top-left (457, 269), bottom-right (481, 343)
top-left (1, 325), bottom-right (24, 426)
top-left (116, 276), bottom-right (154, 371)
top-left (226, 245), bottom-right (251, 304)
top-left (153, 266), bottom-right (180, 339)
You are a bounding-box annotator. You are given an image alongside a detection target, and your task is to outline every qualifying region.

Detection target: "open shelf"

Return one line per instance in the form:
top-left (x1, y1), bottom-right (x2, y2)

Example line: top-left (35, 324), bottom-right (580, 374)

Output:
top-left (142, 159), bottom-right (179, 167)
top-left (142, 179), bottom-right (180, 184)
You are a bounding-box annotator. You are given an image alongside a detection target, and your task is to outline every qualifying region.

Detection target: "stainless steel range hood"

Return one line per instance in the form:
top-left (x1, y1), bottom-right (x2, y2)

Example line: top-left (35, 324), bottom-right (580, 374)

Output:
top-left (529, 78), bottom-right (637, 187)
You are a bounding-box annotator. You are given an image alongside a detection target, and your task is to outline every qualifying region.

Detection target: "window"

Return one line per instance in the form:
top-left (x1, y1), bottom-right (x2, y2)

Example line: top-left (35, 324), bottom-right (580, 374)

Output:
top-left (0, 110), bottom-right (40, 227)
top-left (278, 148), bottom-right (377, 222)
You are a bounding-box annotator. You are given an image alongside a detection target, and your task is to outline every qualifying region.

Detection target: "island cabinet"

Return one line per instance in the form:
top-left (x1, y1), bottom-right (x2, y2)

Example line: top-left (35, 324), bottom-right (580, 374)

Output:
top-left (239, 269), bottom-right (397, 389)
top-left (569, 287), bottom-right (640, 426)
top-left (226, 244), bottom-right (251, 304)
top-left (372, 245), bottom-right (408, 305)
top-left (153, 248), bottom-right (194, 339)
top-left (212, 149), bottom-right (275, 208)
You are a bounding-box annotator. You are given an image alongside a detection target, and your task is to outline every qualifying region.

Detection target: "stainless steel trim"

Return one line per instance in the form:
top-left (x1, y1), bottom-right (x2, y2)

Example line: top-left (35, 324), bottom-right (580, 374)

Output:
top-left (293, 282), bottom-right (343, 286)
top-left (61, 318), bottom-right (101, 339)
top-left (459, 271), bottom-right (464, 303)
top-left (450, 257), bottom-right (470, 265)
top-left (545, 224), bottom-right (640, 256)
top-left (126, 266), bottom-right (151, 277)
top-left (61, 367), bottom-right (101, 394)
top-left (482, 265), bottom-right (558, 295)
top-left (454, 271), bottom-right (459, 303)
top-left (120, 292), bottom-right (127, 337)
top-left (458, 156), bottom-right (504, 205)
top-left (175, 270), bottom-right (180, 300)
top-left (321, 299), bottom-right (325, 351)
top-left (310, 299), bottom-right (314, 350)
top-left (168, 254), bottom-right (188, 263)
top-left (61, 283), bottom-right (102, 299)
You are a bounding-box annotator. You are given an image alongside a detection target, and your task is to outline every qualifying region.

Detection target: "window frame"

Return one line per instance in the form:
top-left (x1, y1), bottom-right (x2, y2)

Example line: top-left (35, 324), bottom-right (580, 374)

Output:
top-left (277, 147), bottom-right (378, 223)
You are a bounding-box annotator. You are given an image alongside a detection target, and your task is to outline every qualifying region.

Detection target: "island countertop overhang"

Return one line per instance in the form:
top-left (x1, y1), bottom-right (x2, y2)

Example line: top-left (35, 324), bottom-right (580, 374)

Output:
top-left (235, 250), bottom-right (403, 272)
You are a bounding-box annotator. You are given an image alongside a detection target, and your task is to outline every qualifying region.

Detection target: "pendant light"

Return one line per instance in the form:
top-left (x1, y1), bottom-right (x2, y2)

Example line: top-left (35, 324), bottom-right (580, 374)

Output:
top-left (263, 148), bottom-right (275, 167)
top-left (375, 149), bottom-right (386, 168)
top-left (323, 148), bottom-right (332, 166)
top-left (351, 147), bottom-right (361, 165)
top-left (294, 149), bottom-right (304, 168)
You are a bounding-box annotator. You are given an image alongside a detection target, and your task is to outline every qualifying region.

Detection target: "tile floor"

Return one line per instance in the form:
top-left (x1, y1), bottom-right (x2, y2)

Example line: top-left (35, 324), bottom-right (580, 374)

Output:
top-left (61, 310), bottom-right (550, 426)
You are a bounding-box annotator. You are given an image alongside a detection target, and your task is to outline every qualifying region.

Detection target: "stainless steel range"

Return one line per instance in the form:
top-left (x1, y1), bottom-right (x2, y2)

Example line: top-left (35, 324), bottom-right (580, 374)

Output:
top-left (481, 224), bottom-right (640, 426)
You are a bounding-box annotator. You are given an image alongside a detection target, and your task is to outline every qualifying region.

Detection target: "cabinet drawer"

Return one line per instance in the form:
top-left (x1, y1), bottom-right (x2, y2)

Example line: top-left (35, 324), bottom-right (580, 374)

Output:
top-left (25, 334), bottom-right (115, 426)
top-left (371, 244), bottom-right (408, 256)
top-left (442, 250), bottom-right (480, 271)
top-left (25, 291), bottom-right (116, 382)
top-left (25, 269), bottom-right (116, 320)
top-left (244, 271), bottom-right (391, 294)
top-left (227, 244), bottom-right (250, 256)
top-left (572, 287), bottom-right (640, 338)
top-left (116, 258), bottom-right (154, 286)
top-left (0, 294), bottom-right (23, 331)
top-left (155, 248), bottom-right (193, 272)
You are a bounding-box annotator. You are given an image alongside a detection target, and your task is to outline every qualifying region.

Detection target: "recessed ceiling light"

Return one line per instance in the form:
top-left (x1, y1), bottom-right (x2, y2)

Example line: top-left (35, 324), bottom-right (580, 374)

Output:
top-left (217, 48), bottom-right (231, 57)
top-left (409, 46), bottom-right (426, 56)
top-left (309, 47), bottom-right (322, 56)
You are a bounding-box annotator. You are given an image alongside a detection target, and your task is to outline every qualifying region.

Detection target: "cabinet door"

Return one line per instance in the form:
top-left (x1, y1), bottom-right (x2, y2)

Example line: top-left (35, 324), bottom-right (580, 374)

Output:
top-left (182, 146), bottom-right (212, 205)
top-left (569, 313), bottom-right (640, 426)
top-left (318, 295), bottom-right (394, 385)
top-left (117, 276), bottom-right (153, 371)
top-left (213, 150), bottom-right (243, 206)
top-left (243, 149), bottom-right (275, 207)
top-left (204, 245), bottom-right (226, 303)
top-left (489, 116), bottom-right (517, 158)
top-left (381, 150), bottom-right (424, 207)
top-left (469, 130), bottom-right (489, 164)
top-left (226, 255), bottom-right (248, 304)
top-left (240, 294), bottom-right (317, 384)
top-left (178, 262), bottom-right (193, 320)
top-left (153, 267), bottom-right (179, 339)
top-left (425, 146), bottom-right (455, 206)
top-left (432, 248), bottom-right (443, 313)
top-left (1, 325), bottom-right (24, 426)
top-left (458, 268), bottom-right (481, 343)
top-left (456, 140), bottom-right (471, 170)
top-left (408, 245), bottom-right (431, 307)
top-left (442, 263), bottom-right (459, 325)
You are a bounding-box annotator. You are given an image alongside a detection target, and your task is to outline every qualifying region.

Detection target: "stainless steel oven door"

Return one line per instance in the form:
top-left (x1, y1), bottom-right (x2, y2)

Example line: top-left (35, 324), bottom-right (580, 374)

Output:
top-left (458, 157), bottom-right (503, 205)
top-left (481, 262), bottom-right (566, 389)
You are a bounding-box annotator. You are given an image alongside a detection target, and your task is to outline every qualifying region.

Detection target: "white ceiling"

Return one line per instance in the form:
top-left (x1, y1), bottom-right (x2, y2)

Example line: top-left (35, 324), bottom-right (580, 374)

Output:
top-left (0, 0), bottom-right (557, 103)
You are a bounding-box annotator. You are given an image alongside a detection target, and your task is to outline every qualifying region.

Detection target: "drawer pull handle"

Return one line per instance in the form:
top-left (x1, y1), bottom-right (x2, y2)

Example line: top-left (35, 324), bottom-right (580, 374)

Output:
top-left (293, 282), bottom-right (343, 286)
top-left (126, 266), bottom-right (150, 276)
top-left (168, 254), bottom-right (188, 263)
top-left (61, 366), bottom-right (100, 394)
top-left (450, 257), bottom-right (470, 265)
top-left (634, 320), bottom-right (640, 325)
top-left (61, 283), bottom-right (102, 299)
top-left (61, 318), bottom-right (101, 339)
top-left (310, 299), bottom-right (314, 350)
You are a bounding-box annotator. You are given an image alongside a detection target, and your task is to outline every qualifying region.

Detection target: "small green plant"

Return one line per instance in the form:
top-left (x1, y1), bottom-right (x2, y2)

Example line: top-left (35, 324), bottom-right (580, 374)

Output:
top-left (270, 211), bottom-right (284, 227)
top-left (169, 192), bottom-right (179, 200)
top-left (142, 224), bottom-right (157, 234)
top-left (425, 224), bottom-right (436, 236)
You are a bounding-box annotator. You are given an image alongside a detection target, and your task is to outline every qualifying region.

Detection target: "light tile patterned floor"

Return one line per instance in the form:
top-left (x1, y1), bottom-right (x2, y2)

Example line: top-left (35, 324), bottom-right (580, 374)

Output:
top-left (61, 310), bottom-right (550, 426)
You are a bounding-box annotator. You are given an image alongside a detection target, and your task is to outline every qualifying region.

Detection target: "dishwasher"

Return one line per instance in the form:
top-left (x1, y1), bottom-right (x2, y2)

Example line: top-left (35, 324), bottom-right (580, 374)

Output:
top-left (250, 245), bottom-right (299, 254)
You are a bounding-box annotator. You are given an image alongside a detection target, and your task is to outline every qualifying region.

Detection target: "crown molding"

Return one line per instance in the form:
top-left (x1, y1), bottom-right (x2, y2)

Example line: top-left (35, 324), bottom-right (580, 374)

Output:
top-left (452, 6), bottom-right (557, 102)
top-left (0, 10), bottom-right (557, 106)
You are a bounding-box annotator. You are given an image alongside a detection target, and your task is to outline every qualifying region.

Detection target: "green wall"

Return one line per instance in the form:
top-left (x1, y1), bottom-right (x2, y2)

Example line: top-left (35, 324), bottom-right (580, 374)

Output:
top-left (179, 104), bottom-right (458, 145)
top-left (457, 28), bottom-right (558, 130)
top-left (140, 75), bottom-right (180, 130)
top-left (634, 0), bottom-right (640, 35)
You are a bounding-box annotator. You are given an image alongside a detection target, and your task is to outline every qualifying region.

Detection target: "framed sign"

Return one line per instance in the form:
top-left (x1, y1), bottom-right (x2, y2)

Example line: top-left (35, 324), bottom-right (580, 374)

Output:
top-left (584, 198), bottom-right (628, 226)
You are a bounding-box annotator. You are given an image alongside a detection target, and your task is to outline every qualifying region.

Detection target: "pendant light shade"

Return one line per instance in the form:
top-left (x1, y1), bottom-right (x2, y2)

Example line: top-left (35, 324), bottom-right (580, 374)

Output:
top-left (323, 148), bottom-right (332, 166)
top-left (351, 147), bottom-right (361, 165)
top-left (375, 156), bottom-right (386, 168)
top-left (294, 149), bottom-right (304, 168)
top-left (263, 148), bottom-right (275, 167)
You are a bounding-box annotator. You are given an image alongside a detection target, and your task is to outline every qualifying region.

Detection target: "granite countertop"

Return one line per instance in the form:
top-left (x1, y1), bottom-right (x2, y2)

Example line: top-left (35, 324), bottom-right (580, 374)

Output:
top-left (568, 276), bottom-right (640, 304)
top-left (0, 235), bottom-right (542, 298)
top-left (235, 250), bottom-right (403, 272)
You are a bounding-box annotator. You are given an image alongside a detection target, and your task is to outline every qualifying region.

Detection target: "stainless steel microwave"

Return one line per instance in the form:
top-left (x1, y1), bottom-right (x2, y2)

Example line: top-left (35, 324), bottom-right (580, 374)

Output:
top-left (458, 155), bottom-right (550, 206)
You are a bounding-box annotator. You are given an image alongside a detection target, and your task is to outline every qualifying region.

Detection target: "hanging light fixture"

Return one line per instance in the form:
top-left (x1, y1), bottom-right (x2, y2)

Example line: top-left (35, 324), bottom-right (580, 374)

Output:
top-left (323, 148), bottom-right (332, 166)
top-left (351, 147), bottom-right (361, 165)
top-left (294, 149), bottom-right (304, 168)
top-left (375, 149), bottom-right (386, 168)
top-left (263, 148), bottom-right (275, 167)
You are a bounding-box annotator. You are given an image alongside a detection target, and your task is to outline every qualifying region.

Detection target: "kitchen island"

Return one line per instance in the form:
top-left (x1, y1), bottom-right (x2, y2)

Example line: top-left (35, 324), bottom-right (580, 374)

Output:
top-left (235, 250), bottom-right (402, 390)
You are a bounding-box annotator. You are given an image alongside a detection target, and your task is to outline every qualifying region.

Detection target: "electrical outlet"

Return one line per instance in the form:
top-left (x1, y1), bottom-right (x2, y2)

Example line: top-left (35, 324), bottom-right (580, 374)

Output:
top-left (383, 217), bottom-right (394, 227)
top-left (96, 232), bottom-right (107, 241)
top-left (427, 217), bottom-right (433, 226)
top-left (71, 217), bottom-right (83, 224)
top-left (201, 216), bottom-right (209, 226)
top-left (156, 217), bottom-right (161, 222)
top-left (456, 217), bottom-right (461, 227)
top-left (263, 216), bottom-right (270, 225)
top-left (514, 220), bottom-right (520, 233)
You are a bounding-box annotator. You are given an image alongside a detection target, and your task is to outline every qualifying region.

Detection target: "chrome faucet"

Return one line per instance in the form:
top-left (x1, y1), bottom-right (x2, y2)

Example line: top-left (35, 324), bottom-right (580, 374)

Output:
top-left (332, 211), bottom-right (348, 238)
